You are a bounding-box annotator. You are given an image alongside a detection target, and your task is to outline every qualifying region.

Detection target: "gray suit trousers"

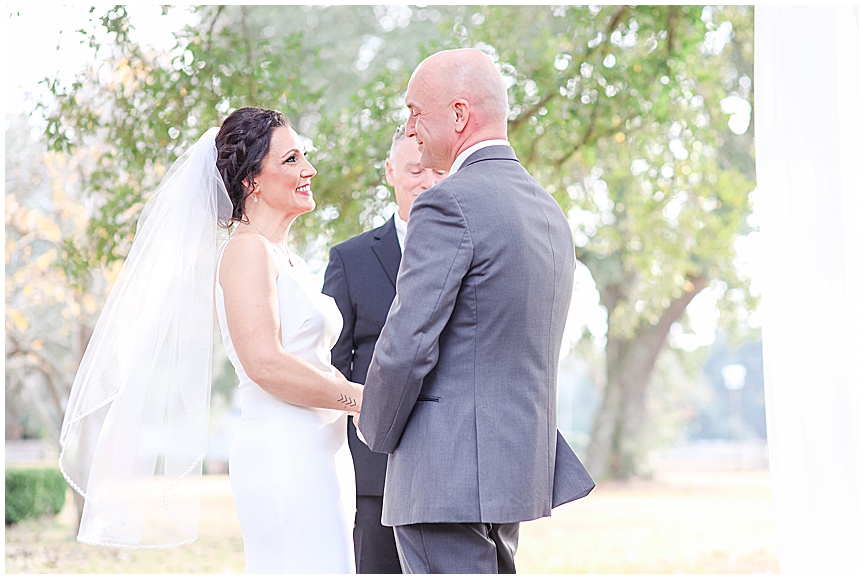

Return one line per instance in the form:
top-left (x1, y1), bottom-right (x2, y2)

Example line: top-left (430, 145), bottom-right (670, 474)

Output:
top-left (393, 522), bottom-right (519, 574)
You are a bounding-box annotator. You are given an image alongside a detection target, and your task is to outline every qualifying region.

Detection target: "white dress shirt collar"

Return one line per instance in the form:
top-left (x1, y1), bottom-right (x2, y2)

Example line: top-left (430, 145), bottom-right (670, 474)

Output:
top-left (448, 139), bottom-right (511, 176)
top-left (393, 211), bottom-right (408, 252)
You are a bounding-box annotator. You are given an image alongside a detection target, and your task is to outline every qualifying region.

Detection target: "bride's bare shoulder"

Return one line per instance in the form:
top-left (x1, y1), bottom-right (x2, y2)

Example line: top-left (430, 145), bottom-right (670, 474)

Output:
top-left (220, 231), bottom-right (274, 275)
top-left (223, 230), bottom-right (270, 254)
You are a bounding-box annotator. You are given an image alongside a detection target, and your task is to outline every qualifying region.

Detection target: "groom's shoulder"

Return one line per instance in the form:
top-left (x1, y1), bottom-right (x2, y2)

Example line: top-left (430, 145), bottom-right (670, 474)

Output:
top-left (412, 177), bottom-right (463, 210)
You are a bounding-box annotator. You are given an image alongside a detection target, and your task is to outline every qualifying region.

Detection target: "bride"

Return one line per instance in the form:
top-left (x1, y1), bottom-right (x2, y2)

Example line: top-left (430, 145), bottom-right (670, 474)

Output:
top-left (59, 107), bottom-right (363, 573)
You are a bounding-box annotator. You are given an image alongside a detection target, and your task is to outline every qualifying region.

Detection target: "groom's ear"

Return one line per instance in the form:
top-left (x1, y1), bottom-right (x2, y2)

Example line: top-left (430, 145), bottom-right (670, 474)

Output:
top-left (452, 100), bottom-right (470, 133)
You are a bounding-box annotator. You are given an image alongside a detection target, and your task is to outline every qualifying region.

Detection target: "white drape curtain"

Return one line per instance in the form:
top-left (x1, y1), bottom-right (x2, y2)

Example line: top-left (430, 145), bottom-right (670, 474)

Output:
top-left (755, 5), bottom-right (863, 573)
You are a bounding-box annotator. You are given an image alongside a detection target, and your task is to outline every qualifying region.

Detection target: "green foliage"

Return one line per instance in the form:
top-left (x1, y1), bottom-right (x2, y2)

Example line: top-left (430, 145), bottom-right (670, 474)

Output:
top-left (37, 5), bottom-right (448, 279)
top-left (5, 467), bottom-right (68, 525)
top-left (40, 6), bottom-right (323, 279)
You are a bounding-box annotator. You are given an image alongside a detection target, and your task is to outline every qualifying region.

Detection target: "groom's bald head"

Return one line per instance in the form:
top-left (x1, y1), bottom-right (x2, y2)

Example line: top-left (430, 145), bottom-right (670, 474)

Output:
top-left (405, 48), bottom-right (509, 170)
top-left (412, 49), bottom-right (509, 127)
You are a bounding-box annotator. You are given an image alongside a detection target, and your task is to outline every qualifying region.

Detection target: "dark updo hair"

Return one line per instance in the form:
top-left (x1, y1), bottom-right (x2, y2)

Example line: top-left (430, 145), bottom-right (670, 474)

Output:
top-left (215, 107), bottom-right (289, 223)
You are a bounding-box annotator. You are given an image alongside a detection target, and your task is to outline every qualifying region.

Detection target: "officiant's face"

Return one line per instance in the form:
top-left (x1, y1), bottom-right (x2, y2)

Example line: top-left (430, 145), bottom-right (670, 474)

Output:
top-left (405, 71), bottom-right (454, 172)
top-left (386, 135), bottom-right (447, 221)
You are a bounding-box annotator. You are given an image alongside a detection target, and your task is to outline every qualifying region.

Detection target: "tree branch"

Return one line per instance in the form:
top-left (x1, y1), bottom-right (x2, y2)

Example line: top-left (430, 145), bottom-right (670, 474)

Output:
top-left (6, 337), bottom-right (66, 420)
top-left (576, 248), bottom-right (635, 314)
top-left (666, 6), bottom-right (679, 59)
top-left (641, 271), bottom-right (709, 361)
top-left (205, 5), bottom-right (224, 41)
top-left (553, 105), bottom-right (601, 168)
top-left (585, 5), bottom-right (631, 60)
top-left (509, 92), bottom-right (557, 133)
top-left (240, 6), bottom-right (259, 104)
top-left (509, 5), bottom-right (631, 134)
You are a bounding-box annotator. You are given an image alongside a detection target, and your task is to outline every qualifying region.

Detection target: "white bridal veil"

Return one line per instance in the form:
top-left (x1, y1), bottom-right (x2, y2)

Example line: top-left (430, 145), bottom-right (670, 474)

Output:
top-left (59, 128), bottom-right (232, 548)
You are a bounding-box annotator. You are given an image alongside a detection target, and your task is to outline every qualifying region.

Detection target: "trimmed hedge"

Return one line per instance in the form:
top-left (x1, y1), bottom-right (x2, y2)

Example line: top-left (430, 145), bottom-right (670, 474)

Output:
top-left (5, 467), bottom-right (67, 525)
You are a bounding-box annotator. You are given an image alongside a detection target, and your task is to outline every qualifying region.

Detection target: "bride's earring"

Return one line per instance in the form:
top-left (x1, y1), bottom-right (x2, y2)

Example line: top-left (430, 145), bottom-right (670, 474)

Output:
top-left (253, 193), bottom-right (258, 203)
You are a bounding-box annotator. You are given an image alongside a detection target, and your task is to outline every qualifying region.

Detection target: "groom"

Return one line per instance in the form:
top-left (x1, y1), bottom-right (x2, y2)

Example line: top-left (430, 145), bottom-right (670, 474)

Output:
top-left (357, 48), bottom-right (595, 574)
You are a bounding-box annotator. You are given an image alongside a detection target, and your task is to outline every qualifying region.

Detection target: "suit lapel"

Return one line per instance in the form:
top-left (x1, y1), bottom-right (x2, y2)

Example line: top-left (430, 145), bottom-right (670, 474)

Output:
top-left (372, 216), bottom-right (401, 290)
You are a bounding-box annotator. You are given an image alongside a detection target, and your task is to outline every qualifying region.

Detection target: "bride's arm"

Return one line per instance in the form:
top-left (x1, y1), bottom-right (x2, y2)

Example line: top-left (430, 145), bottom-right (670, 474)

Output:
top-left (219, 232), bottom-right (363, 413)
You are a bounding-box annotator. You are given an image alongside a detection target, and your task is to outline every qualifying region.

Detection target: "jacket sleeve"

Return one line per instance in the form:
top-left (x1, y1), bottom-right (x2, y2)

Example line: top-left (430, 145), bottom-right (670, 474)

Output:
top-left (357, 186), bottom-right (473, 453)
top-left (322, 245), bottom-right (355, 381)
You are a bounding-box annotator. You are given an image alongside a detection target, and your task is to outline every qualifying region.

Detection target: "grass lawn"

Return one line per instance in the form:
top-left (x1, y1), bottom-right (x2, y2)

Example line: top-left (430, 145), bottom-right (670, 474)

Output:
top-left (517, 469), bottom-right (778, 573)
top-left (5, 469), bottom-right (777, 574)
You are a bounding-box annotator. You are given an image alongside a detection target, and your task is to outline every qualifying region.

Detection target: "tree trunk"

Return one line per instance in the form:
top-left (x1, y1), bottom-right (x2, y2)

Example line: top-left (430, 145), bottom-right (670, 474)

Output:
top-left (70, 303), bottom-right (94, 535)
top-left (585, 330), bottom-right (662, 479)
top-left (585, 274), bottom-right (707, 480)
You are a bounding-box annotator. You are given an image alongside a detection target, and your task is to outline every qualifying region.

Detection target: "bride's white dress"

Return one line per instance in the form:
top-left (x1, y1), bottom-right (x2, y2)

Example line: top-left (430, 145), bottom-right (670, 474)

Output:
top-left (215, 239), bottom-right (356, 573)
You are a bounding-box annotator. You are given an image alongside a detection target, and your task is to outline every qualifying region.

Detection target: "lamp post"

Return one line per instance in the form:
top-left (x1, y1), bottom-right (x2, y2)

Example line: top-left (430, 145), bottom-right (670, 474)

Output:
top-left (722, 363), bottom-right (747, 436)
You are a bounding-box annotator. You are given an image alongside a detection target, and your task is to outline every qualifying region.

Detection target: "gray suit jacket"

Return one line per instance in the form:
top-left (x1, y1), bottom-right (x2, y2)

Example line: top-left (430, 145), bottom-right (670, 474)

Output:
top-left (358, 145), bottom-right (594, 526)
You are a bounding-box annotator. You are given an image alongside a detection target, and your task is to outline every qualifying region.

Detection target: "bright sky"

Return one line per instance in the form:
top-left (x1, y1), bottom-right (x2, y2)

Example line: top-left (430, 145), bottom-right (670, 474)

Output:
top-left (4, 4), bottom-right (192, 121)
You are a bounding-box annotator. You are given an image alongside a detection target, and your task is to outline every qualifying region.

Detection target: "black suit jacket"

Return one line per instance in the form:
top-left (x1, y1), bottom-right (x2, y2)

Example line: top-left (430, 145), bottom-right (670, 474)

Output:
top-left (322, 216), bottom-right (401, 497)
